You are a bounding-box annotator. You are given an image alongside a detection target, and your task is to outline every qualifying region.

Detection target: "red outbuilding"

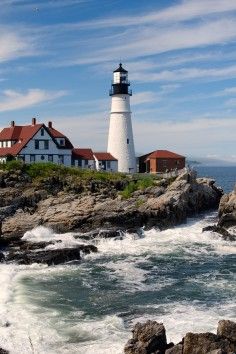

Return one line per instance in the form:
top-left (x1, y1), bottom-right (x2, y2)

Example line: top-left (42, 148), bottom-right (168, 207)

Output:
top-left (139, 150), bottom-right (185, 173)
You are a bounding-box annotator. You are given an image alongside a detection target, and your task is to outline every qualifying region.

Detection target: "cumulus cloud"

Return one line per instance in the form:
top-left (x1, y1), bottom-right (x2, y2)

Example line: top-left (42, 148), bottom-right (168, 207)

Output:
top-left (0, 89), bottom-right (67, 112)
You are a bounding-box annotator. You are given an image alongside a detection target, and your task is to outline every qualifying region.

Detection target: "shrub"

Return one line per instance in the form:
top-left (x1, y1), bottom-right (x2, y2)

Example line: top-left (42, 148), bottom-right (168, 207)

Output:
top-left (3, 159), bottom-right (24, 171)
top-left (120, 181), bottom-right (137, 199)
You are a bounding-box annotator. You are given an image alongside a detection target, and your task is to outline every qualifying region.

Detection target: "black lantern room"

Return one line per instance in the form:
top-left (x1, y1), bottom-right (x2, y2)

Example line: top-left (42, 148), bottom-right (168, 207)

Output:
top-left (109, 63), bottom-right (132, 96)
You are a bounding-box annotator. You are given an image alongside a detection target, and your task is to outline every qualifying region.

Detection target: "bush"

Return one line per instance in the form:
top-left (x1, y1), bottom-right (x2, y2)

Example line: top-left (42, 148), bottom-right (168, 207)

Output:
top-left (2, 160), bottom-right (24, 171)
top-left (120, 181), bottom-right (137, 199)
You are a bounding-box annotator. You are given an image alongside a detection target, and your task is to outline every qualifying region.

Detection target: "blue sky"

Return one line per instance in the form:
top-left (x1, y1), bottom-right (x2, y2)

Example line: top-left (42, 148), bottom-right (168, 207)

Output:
top-left (0, 0), bottom-right (236, 162)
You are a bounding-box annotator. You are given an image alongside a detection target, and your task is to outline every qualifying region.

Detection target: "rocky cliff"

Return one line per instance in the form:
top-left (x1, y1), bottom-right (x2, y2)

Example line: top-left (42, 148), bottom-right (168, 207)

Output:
top-left (203, 185), bottom-right (236, 240)
top-left (124, 319), bottom-right (236, 354)
top-left (218, 185), bottom-right (236, 229)
top-left (0, 168), bottom-right (223, 247)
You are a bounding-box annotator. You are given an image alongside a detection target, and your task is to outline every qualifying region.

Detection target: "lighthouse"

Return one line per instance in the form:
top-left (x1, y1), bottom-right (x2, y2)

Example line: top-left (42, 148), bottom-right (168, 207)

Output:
top-left (107, 63), bottom-right (136, 173)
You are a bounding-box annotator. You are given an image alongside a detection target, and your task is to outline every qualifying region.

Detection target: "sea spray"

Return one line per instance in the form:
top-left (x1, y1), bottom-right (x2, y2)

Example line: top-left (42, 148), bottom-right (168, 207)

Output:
top-left (1, 212), bottom-right (235, 353)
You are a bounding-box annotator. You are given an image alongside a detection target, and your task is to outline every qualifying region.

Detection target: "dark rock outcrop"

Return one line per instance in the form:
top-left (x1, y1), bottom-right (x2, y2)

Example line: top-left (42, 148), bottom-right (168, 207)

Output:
top-left (124, 320), bottom-right (236, 354)
top-left (202, 225), bottom-right (236, 241)
top-left (124, 321), bottom-right (167, 354)
top-left (203, 185), bottom-right (236, 240)
top-left (0, 348), bottom-right (9, 354)
top-left (5, 244), bottom-right (98, 265)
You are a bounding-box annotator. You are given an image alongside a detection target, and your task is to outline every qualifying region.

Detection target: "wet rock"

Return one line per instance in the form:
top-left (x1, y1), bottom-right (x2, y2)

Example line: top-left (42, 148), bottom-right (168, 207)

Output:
top-left (202, 225), bottom-right (236, 241)
top-left (6, 244), bottom-right (98, 265)
top-left (0, 251), bottom-right (5, 262)
top-left (124, 320), bottom-right (167, 354)
top-left (0, 348), bottom-right (9, 354)
top-left (183, 332), bottom-right (235, 354)
top-left (217, 320), bottom-right (236, 342)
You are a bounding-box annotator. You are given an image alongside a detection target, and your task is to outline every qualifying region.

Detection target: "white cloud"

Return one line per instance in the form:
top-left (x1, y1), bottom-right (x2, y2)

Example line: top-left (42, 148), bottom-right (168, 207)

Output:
top-left (1, 0), bottom-right (89, 10)
top-left (43, 115), bottom-right (236, 160)
top-left (0, 89), bottom-right (67, 112)
top-left (65, 18), bottom-right (236, 66)
top-left (0, 28), bottom-right (35, 62)
top-left (133, 117), bottom-right (236, 157)
top-left (63, 0), bottom-right (236, 29)
top-left (132, 92), bottom-right (158, 106)
top-left (132, 64), bottom-right (236, 83)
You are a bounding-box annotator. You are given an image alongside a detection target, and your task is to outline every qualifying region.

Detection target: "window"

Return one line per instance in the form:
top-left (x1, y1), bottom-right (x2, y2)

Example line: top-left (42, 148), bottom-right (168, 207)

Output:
top-left (41, 155), bottom-right (45, 160)
top-left (35, 140), bottom-right (39, 149)
top-left (44, 140), bottom-right (49, 149)
top-left (78, 159), bottom-right (82, 167)
top-left (107, 161), bottom-right (111, 169)
top-left (30, 155), bottom-right (35, 163)
top-left (59, 139), bottom-right (65, 146)
top-left (84, 159), bottom-right (88, 166)
top-left (162, 159), bottom-right (168, 168)
top-left (58, 155), bottom-right (64, 164)
top-left (127, 138), bottom-right (129, 144)
top-left (48, 155), bottom-right (53, 162)
top-left (41, 129), bottom-right (44, 136)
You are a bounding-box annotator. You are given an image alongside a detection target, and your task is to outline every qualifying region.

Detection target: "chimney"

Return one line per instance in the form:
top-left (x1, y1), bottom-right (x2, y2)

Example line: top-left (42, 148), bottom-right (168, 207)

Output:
top-left (32, 117), bottom-right (36, 125)
top-left (10, 121), bottom-right (15, 127)
top-left (48, 121), bottom-right (52, 129)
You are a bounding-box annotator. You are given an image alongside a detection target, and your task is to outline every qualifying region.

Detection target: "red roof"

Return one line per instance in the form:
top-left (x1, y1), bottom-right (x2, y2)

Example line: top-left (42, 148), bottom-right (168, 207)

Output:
top-left (0, 124), bottom-right (43, 156)
top-left (145, 150), bottom-right (185, 161)
top-left (47, 127), bottom-right (73, 149)
top-left (72, 148), bottom-right (94, 160)
top-left (93, 152), bottom-right (117, 161)
top-left (0, 121), bottom-right (73, 157)
top-left (48, 127), bottom-right (66, 139)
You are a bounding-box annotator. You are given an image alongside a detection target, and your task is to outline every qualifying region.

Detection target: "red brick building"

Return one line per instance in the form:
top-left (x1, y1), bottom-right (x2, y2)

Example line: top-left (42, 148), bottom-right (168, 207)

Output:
top-left (139, 150), bottom-right (185, 173)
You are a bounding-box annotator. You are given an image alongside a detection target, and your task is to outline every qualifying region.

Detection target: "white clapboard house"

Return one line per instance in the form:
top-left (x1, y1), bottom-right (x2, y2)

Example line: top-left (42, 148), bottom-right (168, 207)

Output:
top-left (0, 118), bottom-right (73, 165)
top-left (0, 119), bottom-right (118, 172)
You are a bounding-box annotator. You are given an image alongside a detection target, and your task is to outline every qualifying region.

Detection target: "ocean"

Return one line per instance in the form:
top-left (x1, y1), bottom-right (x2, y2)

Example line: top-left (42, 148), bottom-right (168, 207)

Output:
top-left (0, 167), bottom-right (235, 354)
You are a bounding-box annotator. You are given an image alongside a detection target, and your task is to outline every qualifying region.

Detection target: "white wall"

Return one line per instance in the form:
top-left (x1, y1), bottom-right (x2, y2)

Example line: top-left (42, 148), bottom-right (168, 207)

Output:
top-left (94, 157), bottom-right (118, 172)
top-left (108, 94), bottom-right (136, 173)
top-left (20, 127), bottom-right (72, 166)
top-left (73, 159), bottom-right (95, 169)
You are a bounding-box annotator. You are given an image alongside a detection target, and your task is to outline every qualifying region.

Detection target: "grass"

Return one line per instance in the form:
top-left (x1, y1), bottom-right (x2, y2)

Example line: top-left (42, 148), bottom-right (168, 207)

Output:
top-left (0, 161), bottom-right (126, 183)
top-left (120, 176), bottom-right (156, 199)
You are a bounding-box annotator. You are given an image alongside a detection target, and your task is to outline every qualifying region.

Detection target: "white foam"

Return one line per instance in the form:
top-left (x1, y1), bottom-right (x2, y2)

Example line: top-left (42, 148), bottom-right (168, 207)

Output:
top-left (22, 226), bottom-right (86, 250)
top-left (132, 301), bottom-right (236, 344)
top-left (1, 212), bottom-right (235, 353)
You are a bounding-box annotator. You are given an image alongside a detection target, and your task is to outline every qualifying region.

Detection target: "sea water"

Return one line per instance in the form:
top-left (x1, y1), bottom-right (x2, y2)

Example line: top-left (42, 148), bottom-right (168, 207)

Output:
top-left (0, 167), bottom-right (235, 353)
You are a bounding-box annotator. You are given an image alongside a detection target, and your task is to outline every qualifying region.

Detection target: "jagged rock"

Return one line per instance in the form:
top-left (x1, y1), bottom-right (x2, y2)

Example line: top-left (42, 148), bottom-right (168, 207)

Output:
top-left (183, 332), bottom-right (235, 354)
top-left (6, 244), bottom-right (98, 265)
top-left (0, 348), bottom-right (9, 354)
top-left (125, 320), bottom-right (236, 354)
top-left (217, 320), bottom-right (236, 342)
top-left (0, 251), bottom-right (5, 262)
top-left (0, 170), bottom-right (223, 242)
top-left (218, 187), bottom-right (236, 228)
top-left (124, 321), bottom-right (167, 354)
top-left (165, 343), bottom-right (183, 354)
top-left (202, 225), bottom-right (236, 241)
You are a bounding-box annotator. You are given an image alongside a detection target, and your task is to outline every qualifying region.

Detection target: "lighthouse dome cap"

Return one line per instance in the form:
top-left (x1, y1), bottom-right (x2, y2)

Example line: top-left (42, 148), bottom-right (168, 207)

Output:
top-left (113, 63), bottom-right (128, 73)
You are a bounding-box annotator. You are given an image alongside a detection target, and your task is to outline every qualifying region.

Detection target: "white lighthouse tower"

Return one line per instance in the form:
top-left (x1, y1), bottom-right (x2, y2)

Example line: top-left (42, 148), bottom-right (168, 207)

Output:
top-left (107, 63), bottom-right (136, 173)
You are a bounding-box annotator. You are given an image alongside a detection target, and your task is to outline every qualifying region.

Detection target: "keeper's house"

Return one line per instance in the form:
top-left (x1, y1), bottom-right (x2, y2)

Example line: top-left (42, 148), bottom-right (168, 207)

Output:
top-left (139, 150), bottom-right (185, 173)
top-left (0, 119), bottom-right (119, 172)
top-left (0, 118), bottom-right (74, 165)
